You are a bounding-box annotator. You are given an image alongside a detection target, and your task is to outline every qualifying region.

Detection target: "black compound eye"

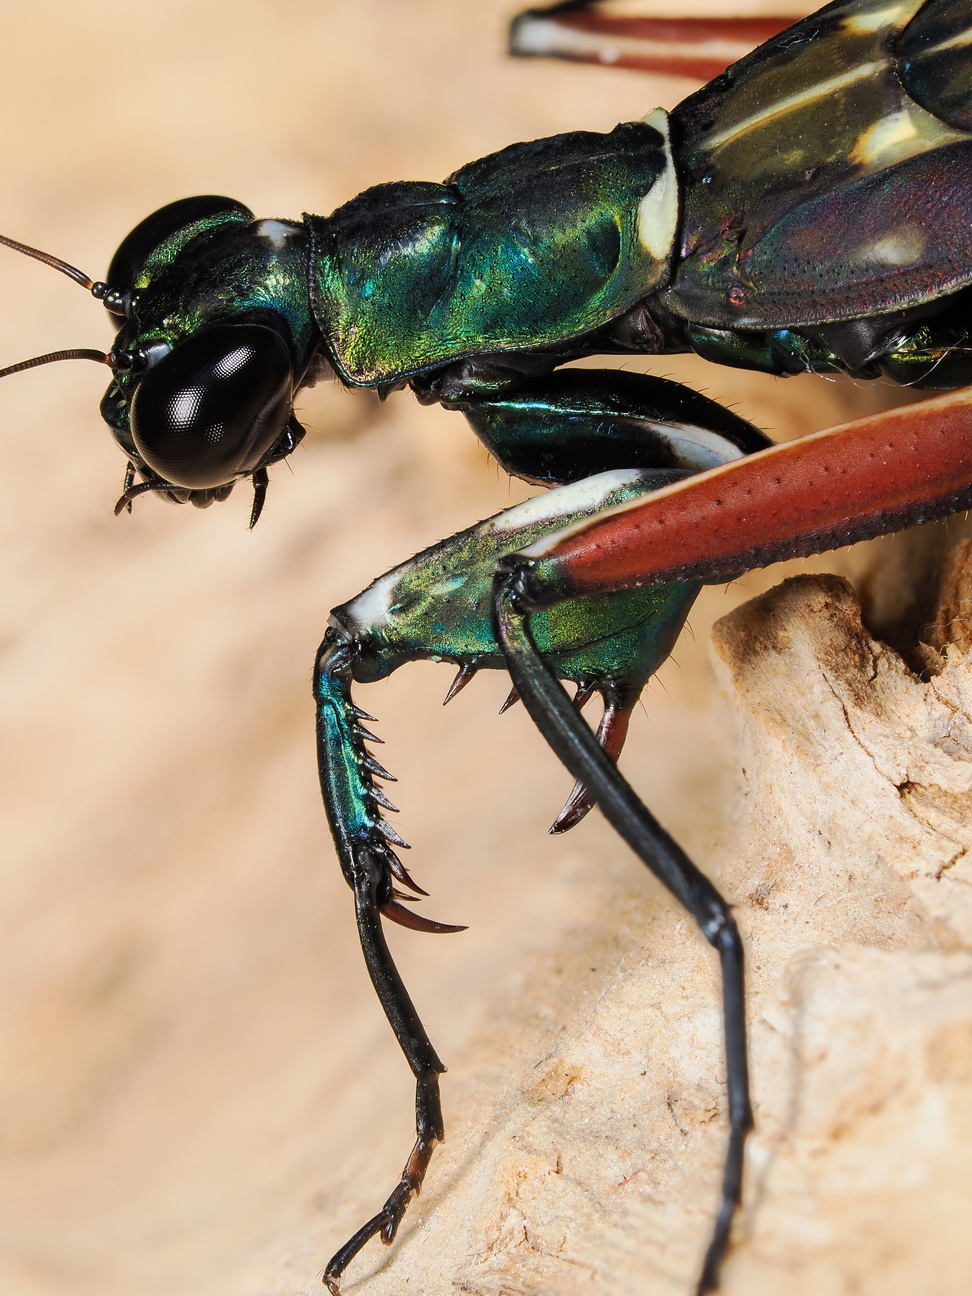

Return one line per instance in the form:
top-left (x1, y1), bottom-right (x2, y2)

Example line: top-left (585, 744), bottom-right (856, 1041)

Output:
top-left (130, 324), bottom-right (294, 489)
top-left (104, 196), bottom-right (252, 317)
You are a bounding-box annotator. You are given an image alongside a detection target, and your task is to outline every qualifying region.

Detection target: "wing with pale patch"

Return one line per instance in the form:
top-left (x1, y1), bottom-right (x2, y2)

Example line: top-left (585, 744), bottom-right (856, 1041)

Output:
top-left (666, 0), bottom-right (972, 328)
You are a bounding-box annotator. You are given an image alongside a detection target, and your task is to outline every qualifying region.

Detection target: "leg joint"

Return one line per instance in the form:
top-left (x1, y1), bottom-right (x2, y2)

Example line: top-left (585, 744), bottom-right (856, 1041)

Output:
top-left (702, 906), bottom-right (741, 953)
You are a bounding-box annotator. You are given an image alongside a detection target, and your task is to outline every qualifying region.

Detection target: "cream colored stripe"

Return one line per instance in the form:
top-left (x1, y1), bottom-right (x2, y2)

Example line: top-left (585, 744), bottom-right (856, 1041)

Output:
top-left (637, 108), bottom-right (678, 262)
top-left (706, 60), bottom-right (888, 150)
top-left (914, 24), bottom-right (972, 57)
top-left (843, 0), bottom-right (924, 34)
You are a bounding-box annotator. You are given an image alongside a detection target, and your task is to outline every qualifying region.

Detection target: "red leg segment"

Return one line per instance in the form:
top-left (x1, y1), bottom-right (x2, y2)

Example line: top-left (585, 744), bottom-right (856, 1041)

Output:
top-left (510, 8), bottom-right (796, 82)
top-left (517, 390), bottom-right (972, 603)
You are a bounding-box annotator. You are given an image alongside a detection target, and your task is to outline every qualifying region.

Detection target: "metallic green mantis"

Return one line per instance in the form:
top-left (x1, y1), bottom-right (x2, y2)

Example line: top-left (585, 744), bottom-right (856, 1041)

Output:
top-left (2, 2), bottom-right (972, 1292)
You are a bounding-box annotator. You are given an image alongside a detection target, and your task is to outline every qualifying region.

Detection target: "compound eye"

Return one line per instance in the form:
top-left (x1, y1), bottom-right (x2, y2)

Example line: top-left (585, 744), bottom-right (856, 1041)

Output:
top-left (105, 196), bottom-right (252, 317)
top-left (130, 324), bottom-right (294, 489)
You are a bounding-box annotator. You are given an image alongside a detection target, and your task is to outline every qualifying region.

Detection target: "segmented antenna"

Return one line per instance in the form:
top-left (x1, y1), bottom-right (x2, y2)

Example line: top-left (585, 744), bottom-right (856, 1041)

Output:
top-left (0, 233), bottom-right (112, 378)
top-left (0, 233), bottom-right (102, 292)
top-left (0, 348), bottom-right (109, 381)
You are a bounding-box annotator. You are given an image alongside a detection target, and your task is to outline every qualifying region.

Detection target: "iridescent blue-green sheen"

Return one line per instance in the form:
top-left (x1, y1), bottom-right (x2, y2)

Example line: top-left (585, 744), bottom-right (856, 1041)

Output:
top-left (309, 122), bottom-right (669, 385)
top-left (315, 649), bottom-right (378, 889)
top-left (335, 470), bottom-right (698, 697)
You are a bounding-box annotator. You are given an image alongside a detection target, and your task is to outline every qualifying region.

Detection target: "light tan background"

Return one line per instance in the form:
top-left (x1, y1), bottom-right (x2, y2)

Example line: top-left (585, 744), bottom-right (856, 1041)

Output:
top-left (0, 4), bottom-right (904, 1295)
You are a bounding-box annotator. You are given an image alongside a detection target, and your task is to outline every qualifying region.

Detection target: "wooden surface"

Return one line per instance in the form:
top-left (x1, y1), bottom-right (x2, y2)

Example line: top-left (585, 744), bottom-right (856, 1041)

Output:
top-left (0, 4), bottom-right (949, 1295)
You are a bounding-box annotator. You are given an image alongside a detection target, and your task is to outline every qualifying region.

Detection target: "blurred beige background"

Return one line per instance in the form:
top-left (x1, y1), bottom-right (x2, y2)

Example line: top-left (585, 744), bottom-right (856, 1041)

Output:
top-left (0, 4), bottom-right (904, 1295)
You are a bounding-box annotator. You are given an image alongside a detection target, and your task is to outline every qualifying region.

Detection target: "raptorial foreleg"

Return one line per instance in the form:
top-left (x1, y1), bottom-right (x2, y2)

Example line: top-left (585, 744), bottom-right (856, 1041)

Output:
top-left (316, 640), bottom-right (463, 1295)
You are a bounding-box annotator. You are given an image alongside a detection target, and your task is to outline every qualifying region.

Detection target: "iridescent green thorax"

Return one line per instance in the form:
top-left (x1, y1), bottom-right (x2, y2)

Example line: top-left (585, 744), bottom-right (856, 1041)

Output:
top-left (332, 469), bottom-right (698, 692)
top-left (309, 120), bottom-right (674, 386)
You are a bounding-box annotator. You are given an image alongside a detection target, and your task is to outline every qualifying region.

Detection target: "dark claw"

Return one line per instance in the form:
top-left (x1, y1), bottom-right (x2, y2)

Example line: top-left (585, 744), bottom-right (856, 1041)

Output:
top-left (498, 684), bottom-right (520, 714)
top-left (248, 465), bottom-right (269, 528)
top-left (387, 853), bottom-right (429, 896)
top-left (443, 664), bottom-right (478, 705)
top-left (371, 784), bottom-right (400, 812)
top-left (363, 754), bottom-right (397, 781)
top-left (550, 689), bottom-right (635, 833)
top-left (380, 898), bottom-right (467, 933)
top-left (549, 780), bottom-right (596, 834)
top-left (378, 819), bottom-right (410, 849)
